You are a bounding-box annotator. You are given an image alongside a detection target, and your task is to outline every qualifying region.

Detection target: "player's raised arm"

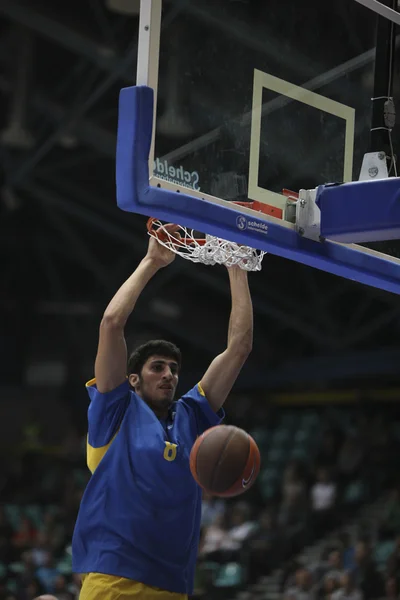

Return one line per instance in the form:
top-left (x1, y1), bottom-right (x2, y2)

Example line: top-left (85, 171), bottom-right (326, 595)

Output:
top-left (95, 226), bottom-right (177, 393)
top-left (200, 266), bottom-right (253, 412)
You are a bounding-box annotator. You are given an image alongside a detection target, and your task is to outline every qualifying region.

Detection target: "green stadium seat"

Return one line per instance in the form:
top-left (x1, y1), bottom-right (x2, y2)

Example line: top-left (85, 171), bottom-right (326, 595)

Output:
top-left (0, 562), bottom-right (6, 578)
top-left (48, 504), bottom-right (60, 515)
top-left (194, 561), bottom-right (219, 592)
top-left (4, 505), bottom-right (21, 530)
top-left (294, 429), bottom-right (311, 443)
top-left (74, 468), bottom-right (89, 488)
top-left (8, 562), bottom-right (25, 574)
top-left (301, 412), bottom-right (320, 428)
top-left (40, 471), bottom-right (58, 494)
top-left (267, 447), bottom-right (288, 464)
top-left (24, 505), bottom-right (42, 528)
top-left (374, 540), bottom-right (396, 570)
top-left (259, 467), bottom-right (279, 482)
top-left (343, 480), bottom-right (367, 504)
top-left (249, 428), bottom-right (269, 450)
top-left (290, 446), bottom-right (308, 461)
top-left (57, 560), bottom-right (72, 575)
top-left (6, 579), bottom-right (17, 593)
top-left (260, 483), bottom-right (278, 501)
top-left (280, 411), bottom-right (298, 427)
top-left (259, 468), bottom-right (280, 500)
top-left (272, 427), bottom-right (291, 445)
top-left (259, 445), bottom-right (270, 463)
top-left (213, 562), bottom-right (244, 587)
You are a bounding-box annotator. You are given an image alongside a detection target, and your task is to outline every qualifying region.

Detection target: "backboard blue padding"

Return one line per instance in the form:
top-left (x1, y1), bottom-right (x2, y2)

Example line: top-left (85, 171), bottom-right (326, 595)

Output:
top-left (116, 85), bottom-right (400, 295)
top-left (318, 180), bottom-right (400, 243)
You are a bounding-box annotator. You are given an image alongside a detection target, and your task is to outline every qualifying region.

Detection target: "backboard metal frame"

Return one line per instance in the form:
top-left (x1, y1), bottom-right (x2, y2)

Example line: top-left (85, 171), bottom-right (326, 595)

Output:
top-left (353, 0), bottom-right (400, 25)
top-left (248, 69), bottom-right (355, 210)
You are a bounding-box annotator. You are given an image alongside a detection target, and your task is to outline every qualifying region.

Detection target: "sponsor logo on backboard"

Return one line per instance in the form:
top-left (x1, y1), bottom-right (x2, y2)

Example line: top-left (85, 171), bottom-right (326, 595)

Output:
top-left (236, 215), bottom-right (268, 235)
top-left (154, 158), bottom-right (200, 191)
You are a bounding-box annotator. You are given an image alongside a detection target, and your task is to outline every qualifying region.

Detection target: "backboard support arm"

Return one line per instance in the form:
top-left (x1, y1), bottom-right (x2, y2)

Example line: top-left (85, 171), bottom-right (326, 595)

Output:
top-left (137, 0), bottom-right (162, 171)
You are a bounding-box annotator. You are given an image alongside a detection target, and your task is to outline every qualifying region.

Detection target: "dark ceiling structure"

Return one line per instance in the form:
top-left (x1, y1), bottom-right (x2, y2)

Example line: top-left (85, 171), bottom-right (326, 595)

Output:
top-left (1, 0), bottom-right (400, 398)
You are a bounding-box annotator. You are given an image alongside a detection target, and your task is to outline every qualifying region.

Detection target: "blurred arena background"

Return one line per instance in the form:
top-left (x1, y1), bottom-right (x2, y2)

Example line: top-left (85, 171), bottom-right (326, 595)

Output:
top-left (1, 1), bottom-right (400, 599)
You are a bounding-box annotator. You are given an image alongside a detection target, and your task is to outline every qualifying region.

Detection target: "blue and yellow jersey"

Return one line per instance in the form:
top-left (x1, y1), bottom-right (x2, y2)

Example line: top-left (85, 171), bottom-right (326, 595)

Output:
top-left (72, 379), bottom-right (224, 595)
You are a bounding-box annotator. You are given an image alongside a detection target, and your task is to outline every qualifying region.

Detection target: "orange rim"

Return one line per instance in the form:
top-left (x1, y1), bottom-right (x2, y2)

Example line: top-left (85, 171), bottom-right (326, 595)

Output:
top-left (147, 217), bottom-right (206, 246)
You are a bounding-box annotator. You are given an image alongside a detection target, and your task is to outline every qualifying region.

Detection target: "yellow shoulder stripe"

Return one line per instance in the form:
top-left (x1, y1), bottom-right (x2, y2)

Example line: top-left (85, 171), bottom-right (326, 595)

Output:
top-left (87, 431), bottom-right (118, 474)
top-left (86, 377), bottom-right (96, 387)
top-left (198, 381), bottom-right (205, 396)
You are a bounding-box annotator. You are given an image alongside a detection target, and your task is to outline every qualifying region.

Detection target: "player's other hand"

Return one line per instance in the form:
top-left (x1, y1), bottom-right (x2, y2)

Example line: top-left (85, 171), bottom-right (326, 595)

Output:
top-left (146, 223), bottom-right (179, 268)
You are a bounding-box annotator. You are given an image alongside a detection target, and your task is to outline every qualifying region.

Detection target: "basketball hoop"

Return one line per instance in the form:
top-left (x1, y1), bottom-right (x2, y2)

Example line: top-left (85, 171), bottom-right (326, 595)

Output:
top-left (147, 218), bottom-right (266, 271)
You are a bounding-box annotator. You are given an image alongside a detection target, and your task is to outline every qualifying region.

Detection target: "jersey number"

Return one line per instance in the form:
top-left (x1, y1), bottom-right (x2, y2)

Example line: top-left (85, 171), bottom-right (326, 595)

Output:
top-left (163, 442), bottom-right (177, 462)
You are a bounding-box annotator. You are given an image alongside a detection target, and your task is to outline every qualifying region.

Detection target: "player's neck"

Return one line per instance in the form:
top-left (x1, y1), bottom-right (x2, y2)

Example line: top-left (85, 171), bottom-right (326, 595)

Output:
top-left (134, 388), bottom-right (171, 419)
top-left (152, 406), bottom-right (169, 420)
top-left (142, 395), bottom-right (169, 419)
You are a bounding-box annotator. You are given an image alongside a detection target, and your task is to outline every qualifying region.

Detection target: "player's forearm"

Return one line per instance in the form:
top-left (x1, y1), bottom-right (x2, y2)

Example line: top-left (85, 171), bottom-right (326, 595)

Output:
top-left (103, 257), bottom-right (161, 326)
top-left (227, 267), bottom-right (253, 353)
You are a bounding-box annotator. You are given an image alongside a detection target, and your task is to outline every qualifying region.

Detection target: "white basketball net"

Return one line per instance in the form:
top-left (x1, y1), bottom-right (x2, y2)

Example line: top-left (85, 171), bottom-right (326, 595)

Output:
top-left (147, 219), bottom-right (266, 271)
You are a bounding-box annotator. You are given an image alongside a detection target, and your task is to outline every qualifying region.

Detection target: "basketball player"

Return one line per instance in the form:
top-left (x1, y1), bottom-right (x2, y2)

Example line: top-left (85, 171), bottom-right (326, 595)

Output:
top-left (72, 224), bottom-right (253, 600)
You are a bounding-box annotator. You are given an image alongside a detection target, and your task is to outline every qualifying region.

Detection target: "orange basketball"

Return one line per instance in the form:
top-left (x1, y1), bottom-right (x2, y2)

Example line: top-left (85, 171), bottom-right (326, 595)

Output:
top-left (189, 425), bottom-right (261, 497)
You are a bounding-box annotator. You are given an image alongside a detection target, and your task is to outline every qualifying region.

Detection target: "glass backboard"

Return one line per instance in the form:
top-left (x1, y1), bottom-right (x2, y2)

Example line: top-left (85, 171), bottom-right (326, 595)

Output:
top-left (152, 0), bottom-right (376, 204)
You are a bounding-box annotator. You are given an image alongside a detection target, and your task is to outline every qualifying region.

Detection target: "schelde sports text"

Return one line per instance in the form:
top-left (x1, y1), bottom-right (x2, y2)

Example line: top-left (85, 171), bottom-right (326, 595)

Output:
top-left (153, 158), bottom-right (201, 191)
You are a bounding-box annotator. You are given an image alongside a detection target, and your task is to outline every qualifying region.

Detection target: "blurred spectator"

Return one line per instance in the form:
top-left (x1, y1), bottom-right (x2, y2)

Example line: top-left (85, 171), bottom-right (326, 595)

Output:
top-left (200, 491), bottom-right (225, 528)
top-left (351, 541), bottom-right (383, 600)
top-left (35, 555), bottom-right (59, 595)
top-left (38, 514), bottom-right (65, 557)
top-left (285, 568), bottom-right (316, 600)
top-left (380, 578), bottom-right (399, 600)
top-left (199, 502), bottom-right (257, 565)
top-left (279, 462), bottom-right (308, 531)
top-left (323, 550), bottom-right (346, 585)
top-left (198, 513), bottom-right (228, 560)
top-left (31, 534), bottom-right (50, 569)
top-left (279, 494), bottom-right (307, 530)
top-left (367, 417), bottom-right (393, 491)
top-left (17, 578), bottom-right (42, 600)
top-left (16, 551), bottom-right (37, 588)
top-left (282, 462), bottom-right (307, 509)
top-left (315, 431), bottom-right (341, 471)
top-left (386, 536), bottom-right (400, 579)
top-left (0, 534), bottom-right (12, 565)
top-left (0, 509), bottom-right (13, 543)
top-left (380, 489), bottom-right (400, 538)
top-left (311, 469), bottom-right (337, 536)
top-left (247, 509), bottom-right (279, 581)
top-left (11, 519), bottom-right (37, 555)
top-left (332, 572), bottom-right (363, 600)
top-left (322, 575), bottom-right (340, 600)
top-left (338, 533), bottom-right (356, 571)
top-left (337, 435), bottom-right (364, 487)
top-left (0, 577), bottom-right (8, 600)
top-left (53, 574), bottom-right (74, 600)
top-left (219, 502), bottom-right (257, 558)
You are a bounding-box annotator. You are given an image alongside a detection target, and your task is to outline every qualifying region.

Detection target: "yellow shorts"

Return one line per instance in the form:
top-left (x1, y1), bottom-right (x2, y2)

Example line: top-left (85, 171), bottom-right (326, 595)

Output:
top-left (80, 573), bottom-right (188, 600)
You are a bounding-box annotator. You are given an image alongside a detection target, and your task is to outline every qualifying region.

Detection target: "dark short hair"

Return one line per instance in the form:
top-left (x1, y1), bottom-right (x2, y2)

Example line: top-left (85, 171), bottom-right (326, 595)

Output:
top-left (127, 340), bottom-right (181, 375)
